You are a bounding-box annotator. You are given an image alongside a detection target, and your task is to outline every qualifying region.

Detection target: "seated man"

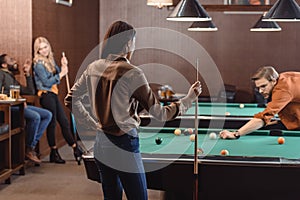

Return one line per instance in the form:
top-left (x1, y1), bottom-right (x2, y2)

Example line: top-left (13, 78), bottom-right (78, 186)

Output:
top-left (220, 66), bottom-right (300, 139)
top-left (0, 54), bottom-right (52, 163)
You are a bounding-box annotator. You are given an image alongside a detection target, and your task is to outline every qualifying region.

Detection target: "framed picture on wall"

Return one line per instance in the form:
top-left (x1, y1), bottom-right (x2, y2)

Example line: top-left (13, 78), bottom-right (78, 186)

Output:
top-left (55, 0), bottom-right (73, 7)
top-left (224, 0), bottom-right (270, 5)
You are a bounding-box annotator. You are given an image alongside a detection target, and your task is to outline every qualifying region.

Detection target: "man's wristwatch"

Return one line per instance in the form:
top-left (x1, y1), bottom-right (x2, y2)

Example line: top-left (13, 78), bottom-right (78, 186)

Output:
top-left (233, 131), bottom-right (240, 139)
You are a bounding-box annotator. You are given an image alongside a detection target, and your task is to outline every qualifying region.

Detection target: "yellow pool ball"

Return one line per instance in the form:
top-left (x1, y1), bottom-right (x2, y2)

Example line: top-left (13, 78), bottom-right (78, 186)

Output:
top-left (174, 128), bottom-right (181, 136)
top-left (239, 104), bottom-right (245, 108)
top-left (190, 134), bottom-right (195, 142)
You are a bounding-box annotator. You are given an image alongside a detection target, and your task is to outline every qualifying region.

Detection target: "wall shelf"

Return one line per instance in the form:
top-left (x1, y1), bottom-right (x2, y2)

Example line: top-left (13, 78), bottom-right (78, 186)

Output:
top-left (202, 5), bottom-right (272, 12)
top-left (0, 100), bottom-right (25, 184)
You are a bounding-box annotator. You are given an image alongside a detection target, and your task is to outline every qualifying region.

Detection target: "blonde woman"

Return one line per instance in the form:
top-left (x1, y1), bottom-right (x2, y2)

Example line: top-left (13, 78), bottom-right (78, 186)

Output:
top-left (33, 37), bottom-right (83, 164)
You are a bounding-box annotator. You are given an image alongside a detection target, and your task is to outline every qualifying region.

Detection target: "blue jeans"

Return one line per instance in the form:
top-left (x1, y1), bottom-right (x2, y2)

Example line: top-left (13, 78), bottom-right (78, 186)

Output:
top-left (11, 105), bottom-right (52, 148)
top-left (25, 106), bottom-right (52, 148)
top-left (94, 129), bottom-right (148, 200)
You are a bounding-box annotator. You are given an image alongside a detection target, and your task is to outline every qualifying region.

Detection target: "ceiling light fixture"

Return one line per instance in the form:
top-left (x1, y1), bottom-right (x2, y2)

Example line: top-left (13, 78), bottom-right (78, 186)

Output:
top-left (167, 0), bottom-right (211, 21)
top-left (251, 15), bottom-right (282, 31)
top-left (263, 0), bottom-right (300, 22)
top-left (188, 21), bottom-right (218, 31)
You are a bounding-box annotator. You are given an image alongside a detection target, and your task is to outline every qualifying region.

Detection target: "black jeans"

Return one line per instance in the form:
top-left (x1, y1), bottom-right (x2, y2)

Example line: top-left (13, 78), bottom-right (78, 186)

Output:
top-left (40, 92), bottom-right (75, 147)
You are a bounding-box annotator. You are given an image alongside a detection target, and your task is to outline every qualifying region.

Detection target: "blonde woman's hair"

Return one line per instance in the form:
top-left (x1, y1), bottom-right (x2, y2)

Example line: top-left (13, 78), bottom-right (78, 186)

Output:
top-left (251, 66), bottom-right (279, 82)
top-left (33, 37), bottom-right (56, 73)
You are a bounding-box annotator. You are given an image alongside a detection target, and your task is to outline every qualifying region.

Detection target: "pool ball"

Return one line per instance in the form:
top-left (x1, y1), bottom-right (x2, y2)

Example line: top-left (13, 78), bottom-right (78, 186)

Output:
top-left (225, 112), bottom-right (231, 116)
top-left (187, 128), bottom-right (194, 134)
top-left (155, 137), bottom-right (163, 145)
top-left (197, 148), bottom-right (204, 154)
top-left (220, 149), bottom-right (229, 156)
top-left (278, 137), bottom-right (285, 145)
top-left (183, 129), bottom-right (189, 136)
top-left (239, 104), bottom-right (244, 108)
top-left (190, 134), bottom-right (195, 142)
top-left (183, 128), bottom-right (194, 136)
top-left (174, 128), bottom-right (181, 136)
top-left (209, 132), bottom-right (217, 140)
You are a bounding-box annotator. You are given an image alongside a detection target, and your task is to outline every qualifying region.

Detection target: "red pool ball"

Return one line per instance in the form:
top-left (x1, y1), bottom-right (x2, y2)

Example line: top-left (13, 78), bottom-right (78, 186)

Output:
top-left (183, 128), bottom-right (194, 136)
top-left (155, 137), bottom-right (163, 145)
top-left (187, 128), bottom-right (194, 135)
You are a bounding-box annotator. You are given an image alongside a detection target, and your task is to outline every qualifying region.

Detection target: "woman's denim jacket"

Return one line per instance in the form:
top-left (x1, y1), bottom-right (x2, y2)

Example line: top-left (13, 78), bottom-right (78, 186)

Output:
top-left (33, 60), bottom-right (61, 91)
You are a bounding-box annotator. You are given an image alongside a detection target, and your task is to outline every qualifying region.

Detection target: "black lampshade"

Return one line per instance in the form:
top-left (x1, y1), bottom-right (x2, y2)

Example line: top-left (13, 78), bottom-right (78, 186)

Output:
top-left (251, 16), bottom-right (282, 31)
top-left (263, 0), bottom-right (300, 22)
top-left (188, 21), bottom-right (218, 31)
top-left (167, 0), bottom-right (211, 21)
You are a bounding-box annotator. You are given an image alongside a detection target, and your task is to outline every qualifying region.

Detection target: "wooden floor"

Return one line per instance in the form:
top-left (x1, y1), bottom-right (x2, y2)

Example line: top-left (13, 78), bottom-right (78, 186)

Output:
top-left (0, 145), bottom-right (163, 200)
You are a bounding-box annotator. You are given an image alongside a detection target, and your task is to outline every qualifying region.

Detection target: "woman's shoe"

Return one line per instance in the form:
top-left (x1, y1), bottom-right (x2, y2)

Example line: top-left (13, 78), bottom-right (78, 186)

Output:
top-left (50, 148), bottom-right (66, 164)
top-left (73, 145), bottom-right (84, 165)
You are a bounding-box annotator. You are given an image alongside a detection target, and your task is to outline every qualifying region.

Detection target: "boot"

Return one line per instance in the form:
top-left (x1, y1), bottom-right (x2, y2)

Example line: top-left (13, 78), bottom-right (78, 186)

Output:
top-left (50, 148), bottom-right (66, 164)
top-left (73, 145), bottom-right (84, 165)
top-left (26, 146), bottom-right (42, 164)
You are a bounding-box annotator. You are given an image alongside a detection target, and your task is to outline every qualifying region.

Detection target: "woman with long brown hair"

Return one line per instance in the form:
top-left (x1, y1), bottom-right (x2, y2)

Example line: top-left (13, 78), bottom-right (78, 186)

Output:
top-left (67, 21), bottom-right (202, 199)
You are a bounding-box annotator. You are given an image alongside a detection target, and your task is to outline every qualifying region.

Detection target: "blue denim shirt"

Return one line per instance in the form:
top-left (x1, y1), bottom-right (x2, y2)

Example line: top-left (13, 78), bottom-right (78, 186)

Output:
top-left (33, 61), bottom-right (61, 91)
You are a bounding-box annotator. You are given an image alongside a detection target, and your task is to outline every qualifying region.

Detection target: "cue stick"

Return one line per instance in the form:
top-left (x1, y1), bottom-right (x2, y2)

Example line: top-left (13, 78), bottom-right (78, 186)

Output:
top-left (62, 52), bottom-right (71, 93)
top-left (62, 51), bottom-right (82, 162)
top-left (193, 58), bottom-right (199, 200)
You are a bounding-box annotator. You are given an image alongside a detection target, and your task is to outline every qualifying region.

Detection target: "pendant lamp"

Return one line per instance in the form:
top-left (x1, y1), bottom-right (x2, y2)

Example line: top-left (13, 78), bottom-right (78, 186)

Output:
top-left (167, 0), bottom-right (211, 21)
top-left (188, 21), bottom-right (218, 31)
top-left (263, 0), bottom-right (300, 22)
top-left (251, 15), bottom-right (282, 31)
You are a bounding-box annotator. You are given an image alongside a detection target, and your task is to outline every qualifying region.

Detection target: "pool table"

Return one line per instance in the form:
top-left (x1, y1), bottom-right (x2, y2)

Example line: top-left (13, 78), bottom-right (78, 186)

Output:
top-left (83, 127), bottom-right (300, 200)
top-left (140, 102), bottom-right (278, 129)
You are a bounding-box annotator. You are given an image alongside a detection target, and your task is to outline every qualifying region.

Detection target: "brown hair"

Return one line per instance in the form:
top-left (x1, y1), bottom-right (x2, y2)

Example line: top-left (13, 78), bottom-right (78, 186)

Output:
top-left (101, 21), bottom-right (136, 59)
top-left (251, 66), bottom-right (279, 82)
top-left (33, 37), bottom-right (56, 73)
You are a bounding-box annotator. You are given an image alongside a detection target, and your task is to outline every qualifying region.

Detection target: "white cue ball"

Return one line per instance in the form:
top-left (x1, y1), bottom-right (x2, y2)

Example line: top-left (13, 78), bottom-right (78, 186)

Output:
top-left (239, 104), bottom-right (245, 108)
top-left (209, 132), bottom-right (217, 140)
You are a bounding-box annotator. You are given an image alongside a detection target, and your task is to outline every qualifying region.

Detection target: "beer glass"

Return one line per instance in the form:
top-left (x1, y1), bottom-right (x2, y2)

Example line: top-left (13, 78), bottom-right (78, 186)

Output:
top-left (10, 85), bottom-right (20, 99)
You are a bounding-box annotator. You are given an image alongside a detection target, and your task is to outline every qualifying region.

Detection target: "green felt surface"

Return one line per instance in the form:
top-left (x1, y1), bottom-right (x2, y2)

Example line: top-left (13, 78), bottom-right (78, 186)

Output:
top-left (185, 102), bottom-right (264, 116)
top-left (139, 127), bottom-right (300, 159)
